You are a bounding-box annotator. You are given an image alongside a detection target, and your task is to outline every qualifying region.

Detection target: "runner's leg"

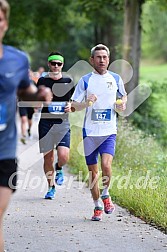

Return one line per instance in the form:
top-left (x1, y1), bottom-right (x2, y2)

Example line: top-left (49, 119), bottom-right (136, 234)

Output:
top-left (44, 150), bottom-right (55, 187)
top-left (0, 187), bottom-right (12, 252)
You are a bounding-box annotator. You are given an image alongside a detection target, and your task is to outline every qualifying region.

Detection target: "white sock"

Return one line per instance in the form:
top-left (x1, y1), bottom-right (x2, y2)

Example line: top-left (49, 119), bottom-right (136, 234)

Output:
top-left (101, 188), bottom-right (109, 197)
top-left (94, 199), bottom-right (102, 208)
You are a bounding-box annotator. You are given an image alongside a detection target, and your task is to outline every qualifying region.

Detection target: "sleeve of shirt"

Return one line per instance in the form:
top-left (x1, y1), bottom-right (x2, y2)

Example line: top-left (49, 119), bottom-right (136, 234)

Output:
top-left (71, 77), bottom-right (86, 102)
top-left (18, 54), bottom-right (30, 89)
top-left (117, 75), bottom-right (127, 98)
top-left (36, 77), bottom-right (44, 88)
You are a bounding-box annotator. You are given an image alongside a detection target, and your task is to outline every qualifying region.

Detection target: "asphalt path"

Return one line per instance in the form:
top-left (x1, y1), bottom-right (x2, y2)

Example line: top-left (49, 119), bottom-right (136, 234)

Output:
top-left (4, 114), bottom-right (167, 252)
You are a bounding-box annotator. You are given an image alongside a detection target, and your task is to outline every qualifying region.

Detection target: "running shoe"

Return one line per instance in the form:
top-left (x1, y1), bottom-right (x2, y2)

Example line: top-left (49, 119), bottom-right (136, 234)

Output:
top-left (102, 195), bottom-right (115, 214)
top-left (55, 170), bottom-right (64, 186)
top-left (91, 207), bottom-right (103, 221)
top-left (27, 128), bottom-right (31, 137)
top-left (20, 136), bottom-right (26, 145)
top-left (45, 186), bottom-right (56, 199)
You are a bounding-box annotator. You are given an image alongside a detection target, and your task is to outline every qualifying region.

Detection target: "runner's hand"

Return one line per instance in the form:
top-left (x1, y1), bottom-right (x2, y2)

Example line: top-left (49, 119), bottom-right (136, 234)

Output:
top-left (87, 94), bottom-right (97, 106)
top-left (115, 99), bottom-right (126, 112)
top-left (37, 86), bottom-right (52, 102)
top-left (64, 102), bottom-right (72, 113)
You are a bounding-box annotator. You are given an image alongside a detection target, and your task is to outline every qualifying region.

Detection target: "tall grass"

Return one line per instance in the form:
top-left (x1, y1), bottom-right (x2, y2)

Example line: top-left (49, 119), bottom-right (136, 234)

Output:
top-left (112, 119), bottom-right (167, 233)
top-left (68, 119), bottom-right (167, 233)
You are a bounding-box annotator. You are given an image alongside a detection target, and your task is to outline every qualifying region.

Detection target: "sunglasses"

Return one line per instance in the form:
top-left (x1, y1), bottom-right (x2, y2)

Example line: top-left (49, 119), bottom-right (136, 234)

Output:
top-left (50, 61), bottom-right (63, 66)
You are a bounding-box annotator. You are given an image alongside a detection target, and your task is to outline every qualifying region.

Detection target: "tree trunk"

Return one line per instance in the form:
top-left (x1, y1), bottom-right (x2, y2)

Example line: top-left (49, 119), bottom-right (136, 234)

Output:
top-left (94, 24), bottom-right (117, 62)
top-left (101, 25), bottom-right (116, 62)
top-left (123, 0), bottom-right (144, 94)
top-left (94, 25), bottom-right (99, 45)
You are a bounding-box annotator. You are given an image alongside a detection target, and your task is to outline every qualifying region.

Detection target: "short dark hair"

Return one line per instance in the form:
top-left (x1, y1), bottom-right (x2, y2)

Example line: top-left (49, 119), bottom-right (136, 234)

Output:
top-left (48, 51), bottom-right (63, 58)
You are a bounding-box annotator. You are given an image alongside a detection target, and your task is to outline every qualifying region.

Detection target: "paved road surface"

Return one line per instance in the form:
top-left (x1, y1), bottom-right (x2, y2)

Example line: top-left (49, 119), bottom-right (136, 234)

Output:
top-left (4, 115), bottom-right (167, 252)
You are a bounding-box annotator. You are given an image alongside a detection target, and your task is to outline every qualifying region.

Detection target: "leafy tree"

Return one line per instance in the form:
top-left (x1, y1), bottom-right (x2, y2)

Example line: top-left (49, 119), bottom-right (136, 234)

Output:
top-left (5, 0), bottom-right (76, 69)
top-left (122, 0), bottom-right (167, 147)
top-left (5, 0), bottom-right (71, 49)
top-left (123, 0), bottom-right (167, 94)
top-left (141, 1), bottom-right (167, 61)
top-left (76, 0), bottom-right (124, 61)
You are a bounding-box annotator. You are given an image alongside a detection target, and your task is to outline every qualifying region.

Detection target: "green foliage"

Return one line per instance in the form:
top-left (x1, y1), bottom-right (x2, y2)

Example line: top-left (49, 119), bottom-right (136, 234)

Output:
top-left (141, 1), bottom-right (167, 60)
top-left (5, 1), bottom-right (35, 48)
top-left (77, 0), bottom-right (123, 20)
top-left (4, 0), bottom-right (167, 68)
top-left (5, 0), bottom-right (71, 49)
top-left (4, 0), bottom-right (124, 69)
top-left (130, 64), bottom-right (167, 147)
top-left (77, 0), bottom-right (124, 45)
top-left (115, 119), bottom-right (166, 174)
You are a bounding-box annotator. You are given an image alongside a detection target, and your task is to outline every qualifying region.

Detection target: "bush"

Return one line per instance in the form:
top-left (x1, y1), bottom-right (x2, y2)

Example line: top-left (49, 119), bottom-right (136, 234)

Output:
top-left (129, 80), bottom-right (167, 147)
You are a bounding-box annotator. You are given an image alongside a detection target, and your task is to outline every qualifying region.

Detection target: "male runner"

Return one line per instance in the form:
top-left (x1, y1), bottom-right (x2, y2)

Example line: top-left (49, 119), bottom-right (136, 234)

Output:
top-left (0, 1), bottom-right (51, 250)
top-left (71, 44), bottom-right (127, 221)
top-left (37, 51), bottom-right (74, 199)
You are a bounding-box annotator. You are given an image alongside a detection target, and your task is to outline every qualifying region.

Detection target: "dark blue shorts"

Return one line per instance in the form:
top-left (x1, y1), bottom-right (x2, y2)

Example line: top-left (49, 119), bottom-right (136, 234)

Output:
top-left (38, 119), bottom-right (70, 153)
top-left (83, 134), bottom-right (116, 165)
top-left (0, 159), bottom-right (17, 191)
top-left (19, 107), bottom-right (34, 119)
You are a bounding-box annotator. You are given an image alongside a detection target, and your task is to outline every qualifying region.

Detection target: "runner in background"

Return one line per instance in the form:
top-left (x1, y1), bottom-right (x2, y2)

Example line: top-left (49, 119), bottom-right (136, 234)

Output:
top-left (19, 70), bottom-right (36, 144)
top-left (31, 66), bottom-right (45, 84)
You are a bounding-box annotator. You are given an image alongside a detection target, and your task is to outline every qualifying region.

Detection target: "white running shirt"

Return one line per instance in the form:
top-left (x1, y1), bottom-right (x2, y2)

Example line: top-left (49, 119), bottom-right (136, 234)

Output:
top-left (72, 71), bottom-right (127, 137)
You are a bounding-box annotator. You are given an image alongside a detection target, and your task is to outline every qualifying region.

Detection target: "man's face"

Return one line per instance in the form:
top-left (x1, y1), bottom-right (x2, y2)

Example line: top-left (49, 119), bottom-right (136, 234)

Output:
top-left (48, 60), bottom-right (63, 74)
top-left (90, 49), bottom-right (109, 74)
top-left (0, 9), bottom-right (8, 43)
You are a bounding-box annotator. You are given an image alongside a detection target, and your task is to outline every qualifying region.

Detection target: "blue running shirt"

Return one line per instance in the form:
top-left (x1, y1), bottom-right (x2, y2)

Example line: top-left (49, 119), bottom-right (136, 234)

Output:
top-left (0, 45), bottom-right (30, 160)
